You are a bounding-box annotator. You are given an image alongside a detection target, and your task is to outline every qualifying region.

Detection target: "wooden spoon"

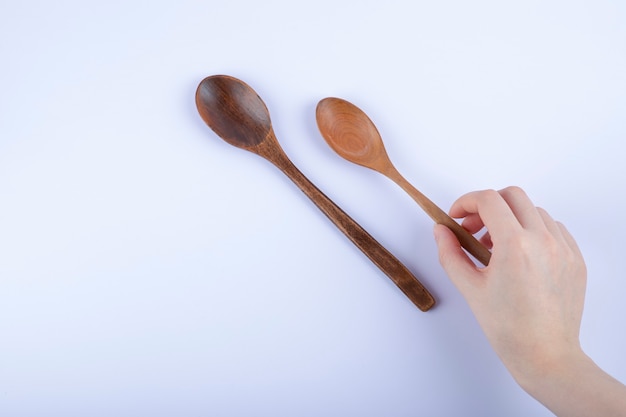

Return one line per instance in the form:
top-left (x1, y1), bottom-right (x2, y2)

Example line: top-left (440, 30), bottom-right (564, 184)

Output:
top-left (195, 75), bottom-right (435, 311)
top-left (316, 97), bottom-right (491, 266)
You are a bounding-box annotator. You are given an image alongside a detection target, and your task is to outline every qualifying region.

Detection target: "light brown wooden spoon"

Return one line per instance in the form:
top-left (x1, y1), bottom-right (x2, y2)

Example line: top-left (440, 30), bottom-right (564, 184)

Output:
top-left (316, 97), bottom-right (491, 266)
top-left (195, 75), bottom-right (435, 311)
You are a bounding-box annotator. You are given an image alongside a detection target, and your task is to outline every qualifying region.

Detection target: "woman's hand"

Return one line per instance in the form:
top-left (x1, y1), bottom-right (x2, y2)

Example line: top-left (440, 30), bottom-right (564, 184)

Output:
top-left (433, 186), bottom-right (586, 378)
top-left (434, 186), bottom-right (626, 416)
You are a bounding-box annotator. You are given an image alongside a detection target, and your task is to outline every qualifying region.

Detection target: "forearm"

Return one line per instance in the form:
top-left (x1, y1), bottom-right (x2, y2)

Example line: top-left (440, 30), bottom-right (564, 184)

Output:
top-left (516, 350), bottom-right (626, 417)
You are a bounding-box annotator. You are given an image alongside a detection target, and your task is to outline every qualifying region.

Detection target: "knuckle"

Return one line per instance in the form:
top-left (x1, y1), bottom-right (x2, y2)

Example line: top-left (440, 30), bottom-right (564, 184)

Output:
top-left (501, 185), bottom-right (526, 199)
top-left (536, 207), bottom-right (553, 221)
top-left (480, 188), bottom-right (502, 203)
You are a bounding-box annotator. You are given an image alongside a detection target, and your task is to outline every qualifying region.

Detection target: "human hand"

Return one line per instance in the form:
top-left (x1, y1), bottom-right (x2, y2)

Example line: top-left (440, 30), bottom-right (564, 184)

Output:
top-left (433, 186), bottom-right (587, 382)
top-left (433, 186), bottom-right (626, 416)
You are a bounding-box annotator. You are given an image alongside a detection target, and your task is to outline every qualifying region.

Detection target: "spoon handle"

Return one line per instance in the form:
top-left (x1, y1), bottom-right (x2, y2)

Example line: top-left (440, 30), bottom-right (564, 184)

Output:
top-left (388, 169), bottom-right (492, 266)
top-left (263, 145), bottom-right (435, 311)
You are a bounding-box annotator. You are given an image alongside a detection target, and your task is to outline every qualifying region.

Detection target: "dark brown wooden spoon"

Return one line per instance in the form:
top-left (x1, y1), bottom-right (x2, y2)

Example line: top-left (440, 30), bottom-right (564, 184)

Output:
top-left (195, 75), bottom-right (435, 311)
top-left (316, 97), bottom-right (491, 266)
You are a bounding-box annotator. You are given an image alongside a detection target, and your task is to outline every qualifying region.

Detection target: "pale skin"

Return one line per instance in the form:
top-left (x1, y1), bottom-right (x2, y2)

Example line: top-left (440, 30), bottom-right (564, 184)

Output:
top-left (433, 186), bottom-right (626, 417)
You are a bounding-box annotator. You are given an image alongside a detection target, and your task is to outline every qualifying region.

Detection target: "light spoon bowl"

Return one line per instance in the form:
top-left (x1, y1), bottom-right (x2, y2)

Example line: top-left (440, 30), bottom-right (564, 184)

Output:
top-left (316, 97), bottom-right (491, 266)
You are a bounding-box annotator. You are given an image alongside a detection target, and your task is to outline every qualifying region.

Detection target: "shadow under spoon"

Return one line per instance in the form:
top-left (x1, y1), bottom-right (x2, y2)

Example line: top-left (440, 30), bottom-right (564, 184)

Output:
top-left (195, 75), bottom-right (435, 311)
top-left (316, 97), bottom-right (491, 266)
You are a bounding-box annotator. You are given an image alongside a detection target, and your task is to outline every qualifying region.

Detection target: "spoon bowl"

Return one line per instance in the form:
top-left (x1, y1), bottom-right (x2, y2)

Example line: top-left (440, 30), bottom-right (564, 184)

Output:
top-left (316, 97), bottom-right (491, 266)
top-left (196, 75), bottom-right (271, 149)
top-left (315, 98), bottom-right (387, 168)
top-left (195, 76), bottom-right (435, 311)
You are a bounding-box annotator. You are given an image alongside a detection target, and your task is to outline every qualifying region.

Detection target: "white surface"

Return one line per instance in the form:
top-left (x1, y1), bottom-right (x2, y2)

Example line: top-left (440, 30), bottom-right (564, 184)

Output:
top-left (1, 1), bottom-right (625, 416)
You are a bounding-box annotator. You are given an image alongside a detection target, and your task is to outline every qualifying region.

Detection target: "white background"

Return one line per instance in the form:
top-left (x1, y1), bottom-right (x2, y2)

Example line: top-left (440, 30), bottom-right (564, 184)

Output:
top-left (1, 1), bottom-right (625, 416)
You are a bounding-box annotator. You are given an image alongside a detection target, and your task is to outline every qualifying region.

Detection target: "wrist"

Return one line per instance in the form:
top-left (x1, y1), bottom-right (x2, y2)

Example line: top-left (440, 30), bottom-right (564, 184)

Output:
top-left (510, 347), bottom-right (626, 416)
top-left (511, 346), bottom-right (589, 394)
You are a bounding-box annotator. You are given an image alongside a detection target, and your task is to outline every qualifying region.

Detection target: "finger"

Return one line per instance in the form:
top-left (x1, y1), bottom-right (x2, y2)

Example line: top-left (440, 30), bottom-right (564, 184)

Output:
top-left (557, 222), bottom-right (585, 260)
top-left (461, 213), bottom-right (485, 235)
top-left (479, 231), bottom-right (493, 249)
top-left (498, 186), bottom-right (545, 230)
top-left (460, 214), bottom-right (492, 249)
top-left (537, 208), bottom-right (585, 266)
top-left (433, 224), bottom-right (481, 293)
top-left (449, 189), bottom-right (522, 241)
top-left (536, 207), bottom-right (563, 239)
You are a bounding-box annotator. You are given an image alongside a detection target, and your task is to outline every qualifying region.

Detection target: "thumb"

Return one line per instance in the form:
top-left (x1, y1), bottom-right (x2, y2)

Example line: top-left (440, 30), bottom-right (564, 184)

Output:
top-left (433, 223), bottom-right (480, 291)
